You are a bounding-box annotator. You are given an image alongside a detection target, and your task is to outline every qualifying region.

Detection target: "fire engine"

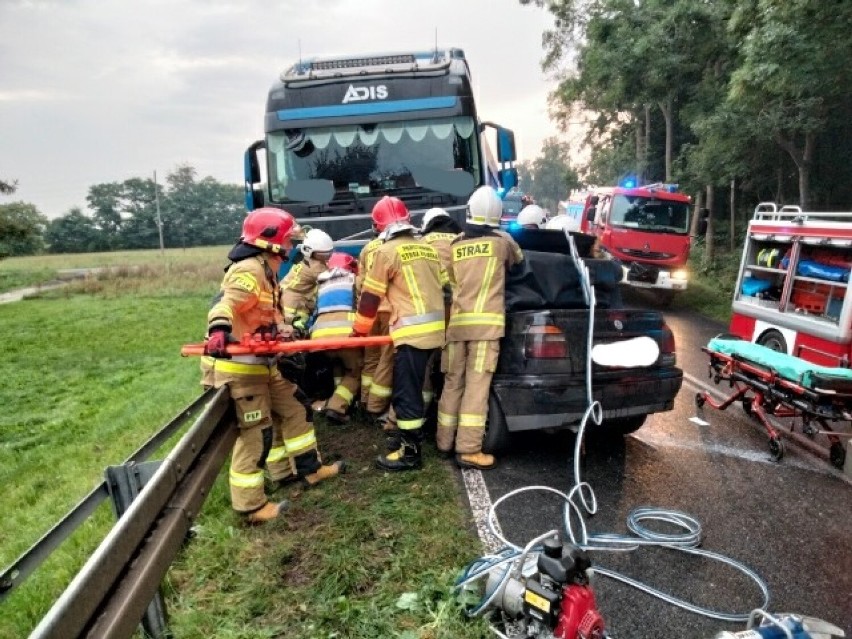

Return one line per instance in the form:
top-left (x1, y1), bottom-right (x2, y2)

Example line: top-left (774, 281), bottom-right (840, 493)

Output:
top-left (729, 203), bottom-right (852, 367)
top-left (565, 182), bottom-right (693, 304)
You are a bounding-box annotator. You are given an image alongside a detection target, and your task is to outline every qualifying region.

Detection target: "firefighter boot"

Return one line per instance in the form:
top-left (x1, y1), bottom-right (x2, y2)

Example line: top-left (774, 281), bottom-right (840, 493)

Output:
top-left (324, 408), bottom-right (350, 426)
top-left (384, 428), bottom-right (402, 452)
top-left (245, 500), bottom-right (288, 525)
top-left (303, 460), bottom-right (346, 487)
top-left (456, 452), bottom-right (496, 470)
top-left (376, 431), bottom-right (422, 472)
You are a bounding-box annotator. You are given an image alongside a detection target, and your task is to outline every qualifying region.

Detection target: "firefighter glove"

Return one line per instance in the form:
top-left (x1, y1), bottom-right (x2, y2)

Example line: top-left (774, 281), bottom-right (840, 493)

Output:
top-left (204, 327), bottom-right (231, 358)
top-left (292, 317), bottom-right (308, 338)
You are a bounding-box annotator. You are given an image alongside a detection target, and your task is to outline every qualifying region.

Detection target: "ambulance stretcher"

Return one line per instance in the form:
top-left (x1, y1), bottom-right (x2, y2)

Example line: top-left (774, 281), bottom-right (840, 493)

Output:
top-left (696, 336), bottom-right (851, 468)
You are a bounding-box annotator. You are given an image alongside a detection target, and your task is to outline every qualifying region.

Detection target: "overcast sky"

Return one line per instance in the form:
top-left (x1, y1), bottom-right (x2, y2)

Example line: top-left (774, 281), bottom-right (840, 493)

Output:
top-left (0, 0), bottom-right (560, 218)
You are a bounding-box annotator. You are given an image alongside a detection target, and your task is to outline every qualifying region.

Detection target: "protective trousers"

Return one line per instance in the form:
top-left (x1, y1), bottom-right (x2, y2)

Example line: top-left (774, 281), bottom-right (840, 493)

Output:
top-left (326, 348), bottom-right (364, 414)
top-left (382, 350), bottom-right (437, 431)
top-left (436, 340), bottom-right (500, 454)
top-left (221, 367), bottom-right (322, 513)
top-left (393, 345), bottom-right (436, 434)
top-left (362, 311), bottom-right (394, 413)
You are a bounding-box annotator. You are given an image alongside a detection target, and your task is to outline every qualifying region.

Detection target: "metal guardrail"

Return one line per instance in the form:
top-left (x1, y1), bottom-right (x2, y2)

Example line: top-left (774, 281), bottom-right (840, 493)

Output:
top-left (1, 387), bottom-right (236, 639)
top-left (0, 388), bottom-right (217, 602)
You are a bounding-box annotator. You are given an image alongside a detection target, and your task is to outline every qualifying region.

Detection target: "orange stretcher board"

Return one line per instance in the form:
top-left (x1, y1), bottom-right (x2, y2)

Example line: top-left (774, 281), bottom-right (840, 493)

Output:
top-left (181, 335), bottom-right (392, 357)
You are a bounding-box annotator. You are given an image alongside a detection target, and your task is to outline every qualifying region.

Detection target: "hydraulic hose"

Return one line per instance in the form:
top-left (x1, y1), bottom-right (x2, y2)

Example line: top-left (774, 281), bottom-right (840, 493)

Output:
top-left (457, 233), bottom-right (770, 626)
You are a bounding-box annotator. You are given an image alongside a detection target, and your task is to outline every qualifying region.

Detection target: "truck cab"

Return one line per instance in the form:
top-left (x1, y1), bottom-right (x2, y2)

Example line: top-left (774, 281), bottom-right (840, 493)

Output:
top-left (568, 184), bottom-right (692, 304)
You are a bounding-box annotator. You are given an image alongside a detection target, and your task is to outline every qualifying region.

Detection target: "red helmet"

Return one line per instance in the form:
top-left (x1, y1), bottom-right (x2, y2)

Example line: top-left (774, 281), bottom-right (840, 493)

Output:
top-left (328, 251), bottom-right (359, 274)
top-left (241, 208), bottom-right (295, 254)
top-left (371, 196), bottom-right (410, 232)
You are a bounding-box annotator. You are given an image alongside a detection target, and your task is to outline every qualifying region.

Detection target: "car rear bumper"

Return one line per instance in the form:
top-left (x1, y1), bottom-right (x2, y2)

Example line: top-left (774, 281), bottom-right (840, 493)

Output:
top-left (491, 369), bottom-right (683, 431)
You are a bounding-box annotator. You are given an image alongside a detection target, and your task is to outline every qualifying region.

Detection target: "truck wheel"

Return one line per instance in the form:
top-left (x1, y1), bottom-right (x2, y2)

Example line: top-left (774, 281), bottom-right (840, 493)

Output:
top-left (482, 393), bottom-right (512, 454)
top-left (599, 414), bottom-right (647, 436)
top-left (757, 329), bottom-right (787, 354)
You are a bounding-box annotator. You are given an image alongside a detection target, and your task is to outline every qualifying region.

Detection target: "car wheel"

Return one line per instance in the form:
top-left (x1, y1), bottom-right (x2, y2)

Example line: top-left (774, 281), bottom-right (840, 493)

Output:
top-left (599, 414), bottom-right (647, 436)
top-left (482, 393), bottom-right (512, 454)
top-left (757, 329), bottom-right (787, 354)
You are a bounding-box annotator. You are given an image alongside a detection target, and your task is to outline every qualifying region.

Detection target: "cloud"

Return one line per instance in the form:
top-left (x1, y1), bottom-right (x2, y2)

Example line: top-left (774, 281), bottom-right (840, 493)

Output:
top-left (0, 0), bottom-right (557, 218)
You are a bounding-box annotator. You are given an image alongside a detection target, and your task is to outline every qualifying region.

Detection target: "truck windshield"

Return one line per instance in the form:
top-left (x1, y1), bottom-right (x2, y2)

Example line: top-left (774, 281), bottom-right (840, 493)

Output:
top-left (267, 116), bottom-right (480, 204)
top-left (610, 195), bottom-right (690, 234)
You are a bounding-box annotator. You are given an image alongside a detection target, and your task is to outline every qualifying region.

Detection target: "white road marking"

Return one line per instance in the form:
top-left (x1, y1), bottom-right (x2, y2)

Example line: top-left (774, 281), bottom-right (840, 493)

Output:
top-left (460, 468), bottom-right (503, 553)
top-left (689, 416), bottom-right (710, 426)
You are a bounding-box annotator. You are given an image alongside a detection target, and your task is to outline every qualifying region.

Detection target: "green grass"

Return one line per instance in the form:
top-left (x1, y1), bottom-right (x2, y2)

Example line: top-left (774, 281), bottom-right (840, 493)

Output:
top-left (0, 251), bottom-right (488, 639)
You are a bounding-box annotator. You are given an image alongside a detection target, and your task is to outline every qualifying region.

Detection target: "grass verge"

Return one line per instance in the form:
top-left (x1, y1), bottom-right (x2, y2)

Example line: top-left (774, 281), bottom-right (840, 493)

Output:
top-left (0, 251), bottom-right (488, 638)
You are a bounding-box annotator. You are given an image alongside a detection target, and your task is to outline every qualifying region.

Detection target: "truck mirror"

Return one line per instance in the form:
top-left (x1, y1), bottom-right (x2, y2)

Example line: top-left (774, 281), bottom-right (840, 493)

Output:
top-left (701, 207), bottom-right (710, 219)
top-left (586, 206), bottom-right (597, 222)
top-left (244, 140), bottom-right (265, 211)
top-left (697, 218), bottom-right (708, 236)
top-left (589, 195), bottom-right (599, 206)
top-left (500, 167), bottom-right (518, 191)
top-left (497, 128), bottom-right (517, 163)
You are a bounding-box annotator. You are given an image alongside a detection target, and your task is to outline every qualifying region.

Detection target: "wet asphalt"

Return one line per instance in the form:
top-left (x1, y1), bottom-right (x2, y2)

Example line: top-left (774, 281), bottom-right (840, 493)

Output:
top-left (470, 294), bottom-right (852, 639)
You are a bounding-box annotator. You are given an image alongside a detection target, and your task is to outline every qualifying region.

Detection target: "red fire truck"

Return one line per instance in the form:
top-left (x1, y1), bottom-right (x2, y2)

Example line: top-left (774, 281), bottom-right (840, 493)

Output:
top-left (565, 183), bottom-right (693, 304)
top-left (729, 203), bottom-right (852, 367)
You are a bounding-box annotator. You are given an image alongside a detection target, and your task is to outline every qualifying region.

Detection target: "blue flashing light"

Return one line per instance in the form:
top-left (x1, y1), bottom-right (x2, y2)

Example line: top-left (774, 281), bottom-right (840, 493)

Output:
top-left (508, 222), bottom-right (520, 231)
top-left (621, 178), bottom-right (636, 189)
top-left (496, 187), bottom-right (507, 197)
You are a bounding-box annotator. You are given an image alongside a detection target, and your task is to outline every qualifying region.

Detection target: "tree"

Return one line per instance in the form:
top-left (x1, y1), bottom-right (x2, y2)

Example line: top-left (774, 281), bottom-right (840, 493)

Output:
top-left (1, 178), bottom-right (18, 195)
top-left (727, 0), bottom-right (852, 209)
top-left (0, 202), bottom-right (47, 257)
top-left (86, 183), bottom-right (124, 249)
top-left (44, 208), bottom-right (102, 254)
top-left (517, 137), bottom-right (580, 211)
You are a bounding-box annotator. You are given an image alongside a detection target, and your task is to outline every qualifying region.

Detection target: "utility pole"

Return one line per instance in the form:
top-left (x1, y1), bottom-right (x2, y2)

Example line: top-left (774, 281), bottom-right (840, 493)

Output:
top-left (153, 170), bottom-right (164, 255)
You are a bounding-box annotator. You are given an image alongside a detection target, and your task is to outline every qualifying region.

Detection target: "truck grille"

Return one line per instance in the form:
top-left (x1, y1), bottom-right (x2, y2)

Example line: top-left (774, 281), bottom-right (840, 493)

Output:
top-left (621, 248), bottom-right (674, 260)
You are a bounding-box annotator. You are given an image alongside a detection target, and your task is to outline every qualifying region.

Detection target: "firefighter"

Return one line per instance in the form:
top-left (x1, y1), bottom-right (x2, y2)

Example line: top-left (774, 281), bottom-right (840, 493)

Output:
top-left (516, 204), bottom-right (548, 229)
top-left (356, 199), bottom-right (410, 422)
top-left (280, 228), bottom-right (334, 332)
top-left (352, 196), bottom-right (448, 471)
top-left (436, 186), bottom-right (524, 470)
top-left (205, 208), bottom-right (344, 524)
top-left (381, 207), bottom-right (462, 448)
top-left (311, 252), bottom-right (363, 425)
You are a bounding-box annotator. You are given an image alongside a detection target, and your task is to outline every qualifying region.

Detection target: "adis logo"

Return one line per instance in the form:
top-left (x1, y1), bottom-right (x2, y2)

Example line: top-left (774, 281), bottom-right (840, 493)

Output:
top-left (342, 84), bottom-right (388, 104)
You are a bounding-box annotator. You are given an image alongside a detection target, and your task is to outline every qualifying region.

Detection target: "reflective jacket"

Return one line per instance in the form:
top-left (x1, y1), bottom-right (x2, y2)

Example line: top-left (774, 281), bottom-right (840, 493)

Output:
top-left (357, 237), bottom-right (391, 313)
top-left (446, 228), bottom-right (524, 341)
top-left (207, 255), bottom-right (282, 379)
top-left (280, 257), bottom-right (327, 323)
top-left (311, 268), bottom-right (358, 339)
top-left (354, 232), bottom-right (448, 349)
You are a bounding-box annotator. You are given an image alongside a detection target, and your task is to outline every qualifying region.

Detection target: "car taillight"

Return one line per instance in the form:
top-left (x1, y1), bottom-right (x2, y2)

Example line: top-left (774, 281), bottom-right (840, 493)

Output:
top-left (660, 323), bottom-right (676, 366)
top-left (525, 325), bottom-right (568, 358)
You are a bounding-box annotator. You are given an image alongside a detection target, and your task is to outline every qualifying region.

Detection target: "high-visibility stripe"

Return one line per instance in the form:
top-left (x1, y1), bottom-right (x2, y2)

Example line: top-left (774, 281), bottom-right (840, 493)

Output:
top-left (282, 305), bottom-right (298, 315)
top-left (396, 311), bottom-right (444, 327)
top-left (213, 360), bottom-right (270, 375)
top-left (363, 275), bottom-right (387, 295)
top-left (390, 320), bottom-right (445, 340)
top-left (448, 312), bottom-right (505, 328)
top-left (437, 411), bottom-right (458, 427)
top-left (475, 257), bottom-right (497, 313)
top-left (334, 385), bottom-right (354, 404)
top-left (401, 265), bottom-right (426, 315)
top-left (398, 417), bottom-right (424, 430)
top-left (284, 430), bottom-right (317, 455)
top-left (370, 383), bottom-right (392, 398)
top-left (229, 468), bottom-right (264, 488)
top-left (361, 374), bottom-right (373, 388)
top-left (311, 325), bottom-right (353, 338)
top-left (333, 376), bottom-right (342, 385)
top-left (209, 305), bottom-right (234, 320)
top-left (475, 341), bottom-right (487, 373)
top-left (423, 391), bottom-right (434, 404)
top-left (459, 413), bottom-right (486, 427)
top-left (267, 445), bottom-right (288, 464)
top-left (201, 355), bottom-right (216, 367)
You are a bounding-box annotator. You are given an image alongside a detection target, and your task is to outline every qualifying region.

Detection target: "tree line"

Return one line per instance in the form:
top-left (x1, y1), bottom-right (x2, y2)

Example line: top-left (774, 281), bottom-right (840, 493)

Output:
top-left (521, 0), bottom-right (852, 257)
top-left (0, 166), bottom-right (244, 257)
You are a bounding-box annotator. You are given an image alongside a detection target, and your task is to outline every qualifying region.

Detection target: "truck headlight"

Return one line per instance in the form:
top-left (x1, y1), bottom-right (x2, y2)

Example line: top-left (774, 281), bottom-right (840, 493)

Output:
top-left (671, 269), bottom-right (688, 281)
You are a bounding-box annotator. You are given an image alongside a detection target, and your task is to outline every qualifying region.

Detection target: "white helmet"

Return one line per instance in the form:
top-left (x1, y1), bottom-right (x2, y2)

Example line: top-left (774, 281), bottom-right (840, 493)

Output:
top-left (300, 228), bottom-right (333, 259)
top-left (384, 221), bottom-right (417, 239)
top-left (467, 186), bottom-right (503, 227)
top-left (516, 205), bottom-right (547, 229)
top-left (421, 207), bottom-right (449, 231)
